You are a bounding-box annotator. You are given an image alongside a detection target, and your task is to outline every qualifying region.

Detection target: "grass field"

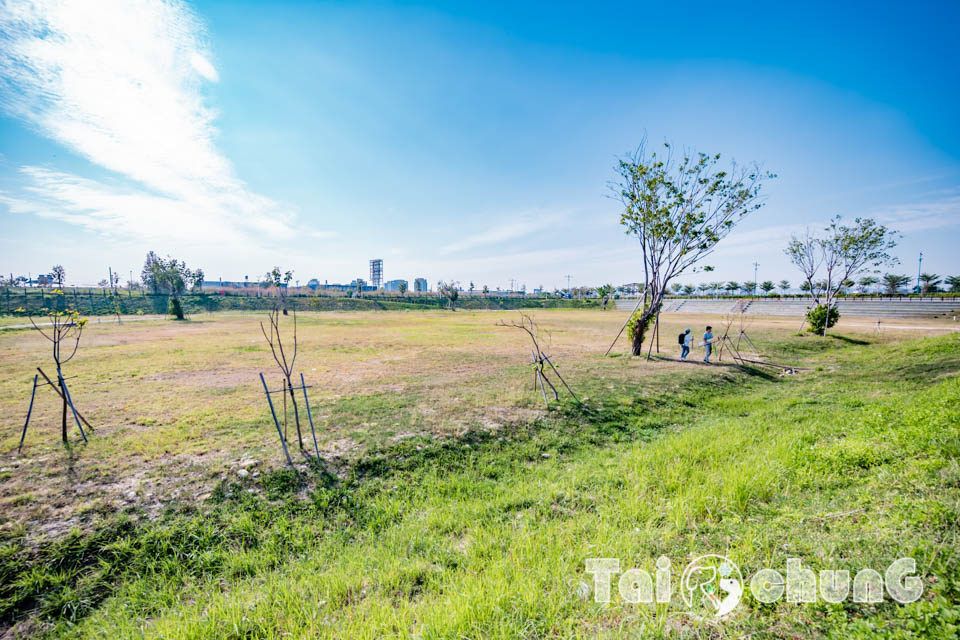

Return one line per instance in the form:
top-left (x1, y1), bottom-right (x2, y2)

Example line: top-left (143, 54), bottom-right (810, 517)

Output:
top-left (1, 310), bottom-right (958, 638)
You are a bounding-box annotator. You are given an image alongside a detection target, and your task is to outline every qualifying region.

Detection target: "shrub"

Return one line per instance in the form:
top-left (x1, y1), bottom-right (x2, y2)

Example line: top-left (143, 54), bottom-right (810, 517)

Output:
top-left (626, 307), bottom-right (658, 345)
top-left (806, 304), bottom-right (839, 334)
top-left (168, 297), bottom-right (185, 320)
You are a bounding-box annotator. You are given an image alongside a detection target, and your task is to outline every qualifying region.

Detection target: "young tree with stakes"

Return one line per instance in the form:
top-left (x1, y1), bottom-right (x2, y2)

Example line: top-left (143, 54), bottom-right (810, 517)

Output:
top-left (612, 140), bottom-right (773, 357)
top-left (18, 293), bottom-right (91, 449)
top-left (785, 217), bottom-right (898, 335)
top-left (496, 313), bottom-right (578, 407)
top-left (260, 304), bottom-right (305, 450)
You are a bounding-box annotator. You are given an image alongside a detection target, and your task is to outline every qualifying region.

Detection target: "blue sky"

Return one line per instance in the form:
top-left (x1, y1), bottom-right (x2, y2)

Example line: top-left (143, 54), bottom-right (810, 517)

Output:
top-left (1, 0), bottom-right (958, 289)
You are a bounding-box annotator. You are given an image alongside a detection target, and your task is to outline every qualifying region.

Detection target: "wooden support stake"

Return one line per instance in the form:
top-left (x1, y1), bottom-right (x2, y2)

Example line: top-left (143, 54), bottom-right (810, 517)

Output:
top-left (57, 369), bottom-right (88, 443)
top-left (17, 375), bottom-right (38, 454)
top-left (300, 373), bottom-right (321, 462)
top-left (260, 372), bottom-right (295, 468)
top-left (36, 368), bottom-right (93, 430)
top-left (604, 287), bottom-right (648, 356)
top-left (535, 368), bottom-right (550, 407)
top-left (543, 355), bottom-right (580, 404)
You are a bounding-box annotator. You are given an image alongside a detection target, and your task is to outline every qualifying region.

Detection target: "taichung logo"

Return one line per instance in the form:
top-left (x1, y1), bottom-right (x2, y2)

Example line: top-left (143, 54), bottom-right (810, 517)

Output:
top-left (681, 555), bottom-right (743, 618)
top-left (585, 555), bottom-right (923, 618)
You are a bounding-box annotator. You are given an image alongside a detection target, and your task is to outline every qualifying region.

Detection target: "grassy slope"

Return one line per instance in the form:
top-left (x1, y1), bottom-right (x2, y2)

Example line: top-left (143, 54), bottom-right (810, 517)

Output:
top-left (2, 333), bottom-right (959, 638)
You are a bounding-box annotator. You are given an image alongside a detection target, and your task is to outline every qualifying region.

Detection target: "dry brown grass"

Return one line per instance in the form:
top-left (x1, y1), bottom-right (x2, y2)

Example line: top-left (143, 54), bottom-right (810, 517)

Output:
top-left (0, 308), bottom-right (935, 542)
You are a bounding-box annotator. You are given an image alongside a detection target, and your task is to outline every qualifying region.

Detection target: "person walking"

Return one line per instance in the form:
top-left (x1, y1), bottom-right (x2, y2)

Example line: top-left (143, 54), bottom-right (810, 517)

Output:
top-left (703, 325), bottom-right (714, 363)
top-left (680, 328), bottom-right (692, 360)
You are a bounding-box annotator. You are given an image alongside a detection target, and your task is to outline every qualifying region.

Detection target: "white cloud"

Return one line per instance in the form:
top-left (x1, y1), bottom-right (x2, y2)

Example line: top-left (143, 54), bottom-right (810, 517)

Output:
top-left (0, 0), bottom-right (316, 243)
top-left (868, 194), bottom-right (960, 233)
top-left (190, 52), bottom-right (219, 82)
top-left (439, 213), bottom-right (565, 256)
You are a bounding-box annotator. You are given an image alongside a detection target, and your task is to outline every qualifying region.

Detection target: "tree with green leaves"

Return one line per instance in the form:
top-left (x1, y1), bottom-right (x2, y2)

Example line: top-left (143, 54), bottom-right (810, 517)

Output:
top-left (597, 283), bottom-right (614, 309)
top-left (883, 273), bottom-right (910, 295)
top-left (264, 267), bottom-right (294, 315)
top-left (778, 279), bottom-right (790, 294)
top-left (725, 281), bottom-right (740, 295)
top-left (141, 253), bottom-right (200, 320)
top-left (919, 273), bottom-right (941, 294)
top-left (438, 281), bottom-right (460, 310)
top-left (613, 140), bottom-right (772, 356)
top-left (785, 216), bottom-right (898, 335)
top-left (946, 275), bottom-right (960, 293)
top-left (743, 281), bottom-right (757, 296)
top-left (398, 281), bottom-right (408, 296)
top-left (682, 284), bottom-right (696, 296)
top-left (190, 268), bottom-right (205, 292)
top-left (857, 276), bottom-right (879, 293)
top-left (760, 280), bottom-right (775, 294)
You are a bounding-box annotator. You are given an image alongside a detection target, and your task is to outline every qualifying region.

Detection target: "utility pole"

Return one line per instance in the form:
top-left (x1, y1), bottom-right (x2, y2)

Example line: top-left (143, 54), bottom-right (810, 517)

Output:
top-left (753, 262), bottom-right (759, 296)
top-left (916, 252), bottom-right (923, 294)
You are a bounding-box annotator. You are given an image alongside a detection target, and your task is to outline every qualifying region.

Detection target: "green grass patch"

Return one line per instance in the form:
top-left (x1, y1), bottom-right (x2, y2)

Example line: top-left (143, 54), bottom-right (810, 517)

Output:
top-left (1, 334), bottom-right (958, 638)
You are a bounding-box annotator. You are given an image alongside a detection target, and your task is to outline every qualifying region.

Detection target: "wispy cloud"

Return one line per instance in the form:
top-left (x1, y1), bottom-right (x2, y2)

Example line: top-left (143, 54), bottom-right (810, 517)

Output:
top-left (868, 194), bottom-right (960, 233)
top-left (439, 213), bottom-right (565, 256)
top-left (0, 0), bottom-right (315, 243)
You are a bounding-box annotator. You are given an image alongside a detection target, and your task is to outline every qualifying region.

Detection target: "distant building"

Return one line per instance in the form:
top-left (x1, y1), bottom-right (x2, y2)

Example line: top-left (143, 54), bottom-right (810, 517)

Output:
top-left (414, 277), bottom-right (428, 293)
top-left (306, 278), bottom-right (320, 290)
top-left (384, 279), bottom-right (408, 292)
top-left (369, 259), bottom-right (383, 289)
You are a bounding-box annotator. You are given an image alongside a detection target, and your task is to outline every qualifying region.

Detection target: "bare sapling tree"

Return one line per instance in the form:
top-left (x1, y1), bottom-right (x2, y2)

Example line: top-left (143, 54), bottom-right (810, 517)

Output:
top-left (785, 216), bottom-right (898, 336)
top-left (18, 291), bottom-right (91, 447)
top-left (260, 303), bottom-right (305, 450)
top-left (264, 267), bottom-right (294, 315)
top-left (614, 140), bottom-right (773, 357)
top-left (51, 264), bottom-right (65, 288)
top-left (496, 313), bottom-right (579, 407)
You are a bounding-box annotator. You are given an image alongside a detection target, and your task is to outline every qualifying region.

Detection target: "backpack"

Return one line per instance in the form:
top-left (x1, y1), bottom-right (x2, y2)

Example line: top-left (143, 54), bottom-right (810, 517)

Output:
top-left (678, 333), bottom-right (686, 345)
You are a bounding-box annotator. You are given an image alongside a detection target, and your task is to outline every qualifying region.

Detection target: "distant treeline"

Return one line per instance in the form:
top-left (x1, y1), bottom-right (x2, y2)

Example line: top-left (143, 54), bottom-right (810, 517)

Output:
top-left (0, 287), bottom-right (602, 316)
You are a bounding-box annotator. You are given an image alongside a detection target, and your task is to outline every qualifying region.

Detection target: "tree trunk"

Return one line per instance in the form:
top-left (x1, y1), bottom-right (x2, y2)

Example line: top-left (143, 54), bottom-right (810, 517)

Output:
top-left (631, 308), bottom-right (654, 356)
top-left (60, 379), bottom-right (68, 443)
top-left (287, 376), bottom-right (304, 449)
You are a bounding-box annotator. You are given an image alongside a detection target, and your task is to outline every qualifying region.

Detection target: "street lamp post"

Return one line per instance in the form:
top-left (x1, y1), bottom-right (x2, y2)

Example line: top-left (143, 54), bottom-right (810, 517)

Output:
top-left (916, 252), bottom-right (923, 295)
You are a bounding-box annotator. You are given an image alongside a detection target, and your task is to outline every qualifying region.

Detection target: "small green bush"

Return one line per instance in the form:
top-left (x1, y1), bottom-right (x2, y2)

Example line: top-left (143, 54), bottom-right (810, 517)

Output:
top-left (626, 307), bottom-right (657, 344)
top-left (806, 303), bottom-right (839, 334)
top-left (168, 297), bottom-right (185, 320)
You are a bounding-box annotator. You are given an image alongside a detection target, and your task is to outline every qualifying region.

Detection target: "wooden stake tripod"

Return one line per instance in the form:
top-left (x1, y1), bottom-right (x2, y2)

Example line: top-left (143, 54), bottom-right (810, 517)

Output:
top-left (18, 366), bottom-right (91, 453)
top-left (259, 372), bottom-right (321, 468)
